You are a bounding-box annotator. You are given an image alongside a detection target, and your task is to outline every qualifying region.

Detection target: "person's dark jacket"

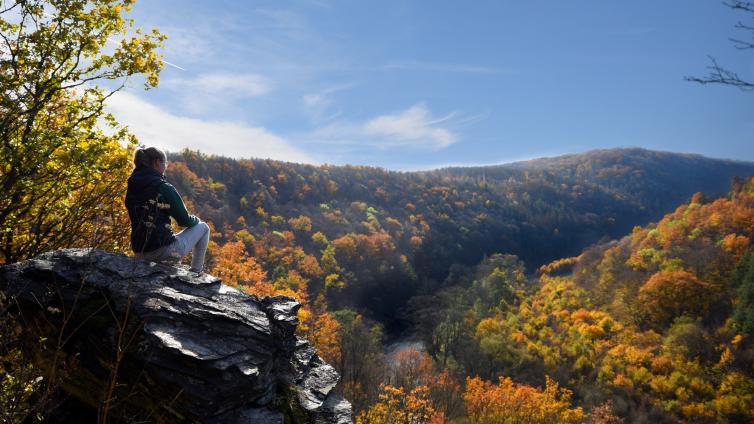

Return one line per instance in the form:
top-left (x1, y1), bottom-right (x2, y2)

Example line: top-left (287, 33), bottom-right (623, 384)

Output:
top-left (124, 166), bottom-right (199, 253)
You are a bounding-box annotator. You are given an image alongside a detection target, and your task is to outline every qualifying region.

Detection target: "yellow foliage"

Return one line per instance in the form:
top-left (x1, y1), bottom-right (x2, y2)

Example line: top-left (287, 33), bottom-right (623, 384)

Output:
top-left (464, 375), bottom-right (583, 424)
top-left (210, 241), bottom-right (269, 291)
top-left (0, 0), bottom-right (165, 263)
top-left (288, 215), bottom-right (313, 232)
top-left (720, 233), bottom-right (749, 258)
top-left (357, 385), bottom-right (436, 424)
top-left (301, 306), bottom-right (341, 365)
top-left (0, 348), bottom-right (44, 423)
top-left (612, 373), bottom-right (633, 390)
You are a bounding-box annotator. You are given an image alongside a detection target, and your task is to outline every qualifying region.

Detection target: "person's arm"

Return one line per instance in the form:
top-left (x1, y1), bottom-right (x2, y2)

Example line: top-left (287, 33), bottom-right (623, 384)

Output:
top-left (158, 182), bottom-right (200, 228)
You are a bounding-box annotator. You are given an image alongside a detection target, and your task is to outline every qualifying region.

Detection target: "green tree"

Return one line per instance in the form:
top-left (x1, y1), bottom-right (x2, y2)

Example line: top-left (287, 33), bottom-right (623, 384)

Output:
top-left (472, 254), bottom-right (525, 314)
top-left (333, 309), bottom-right (385, 414)
top-left (0, 0), bottom-right (165, 263)
top-left (732, 252), bottom-right (754, 335)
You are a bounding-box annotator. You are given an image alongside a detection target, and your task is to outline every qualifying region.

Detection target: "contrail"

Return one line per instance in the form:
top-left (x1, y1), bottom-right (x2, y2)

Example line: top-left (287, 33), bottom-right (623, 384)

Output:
top-left (163, 60), bottom-right (186, 71)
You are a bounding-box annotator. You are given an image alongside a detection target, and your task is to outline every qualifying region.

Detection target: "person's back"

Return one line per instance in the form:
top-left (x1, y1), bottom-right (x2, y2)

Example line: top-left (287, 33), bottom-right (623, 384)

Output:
top-left (125, 147), bottom-right (209, 273)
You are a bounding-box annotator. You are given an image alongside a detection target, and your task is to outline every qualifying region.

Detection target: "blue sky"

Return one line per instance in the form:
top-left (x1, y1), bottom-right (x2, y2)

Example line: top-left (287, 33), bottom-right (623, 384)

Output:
top-left (106, 0), bottom-right (754, 170)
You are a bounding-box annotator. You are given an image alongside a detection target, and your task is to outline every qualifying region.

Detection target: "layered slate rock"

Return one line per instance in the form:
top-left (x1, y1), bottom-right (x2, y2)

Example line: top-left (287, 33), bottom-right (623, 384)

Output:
top-left (0, 248), bottom-right (352, 423)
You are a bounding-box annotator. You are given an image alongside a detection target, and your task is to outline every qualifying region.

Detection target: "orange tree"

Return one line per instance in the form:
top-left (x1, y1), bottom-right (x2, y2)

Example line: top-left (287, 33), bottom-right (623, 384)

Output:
top-left (464, 375), bottom-right (583, 424)
top-left (638, 270), bottom-right (715, 328)
top-left (210, 240), bottom-right (273, 295)
top-left (357, 384), bottom-right (437, 424)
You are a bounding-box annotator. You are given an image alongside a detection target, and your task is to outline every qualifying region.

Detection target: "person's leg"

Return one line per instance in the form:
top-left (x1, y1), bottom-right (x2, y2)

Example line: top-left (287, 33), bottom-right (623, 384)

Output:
top-left (174, 222), bottom-right (210, 272)
top-left (189, 222), bottom-right (210, 272)
top-left (136, 244), bottom-right (176, 264)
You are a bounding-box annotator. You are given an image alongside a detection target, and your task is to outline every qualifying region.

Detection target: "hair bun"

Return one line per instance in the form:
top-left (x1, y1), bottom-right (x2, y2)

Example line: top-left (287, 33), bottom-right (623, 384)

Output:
top-left (133, 146), bottom-right (166, 169)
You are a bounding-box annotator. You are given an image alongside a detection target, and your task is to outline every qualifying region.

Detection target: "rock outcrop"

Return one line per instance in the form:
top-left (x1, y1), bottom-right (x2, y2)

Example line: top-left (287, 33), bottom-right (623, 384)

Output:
top-left (0, 248), bottom-right (352, 423)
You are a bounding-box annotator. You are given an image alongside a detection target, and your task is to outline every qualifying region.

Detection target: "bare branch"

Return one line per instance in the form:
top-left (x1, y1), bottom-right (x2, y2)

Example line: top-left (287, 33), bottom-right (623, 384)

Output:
top-left (686, 56), bottom-right (754, 91)
top-left (724, 0), bottom-right (754, 13)
top-left (0, 1), bottom-right (23, 15)
top-left (730, 36), bottom-right (754, 49)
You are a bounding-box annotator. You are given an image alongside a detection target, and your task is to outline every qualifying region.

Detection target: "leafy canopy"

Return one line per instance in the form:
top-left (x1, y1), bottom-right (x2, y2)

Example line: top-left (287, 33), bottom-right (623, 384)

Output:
top-left (0, 0), bottom-right (165, 263)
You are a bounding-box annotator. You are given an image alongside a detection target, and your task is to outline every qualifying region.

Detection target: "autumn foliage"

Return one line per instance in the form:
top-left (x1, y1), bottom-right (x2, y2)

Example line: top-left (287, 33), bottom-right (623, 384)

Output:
top-left (464, 375), bottom-right (583, 424)
top-left (356, 385), bottom-right (438, 424)
top-left (210, 241), bottom-right (271, 294)
top-left (638, 270), bottom-right (715, 326)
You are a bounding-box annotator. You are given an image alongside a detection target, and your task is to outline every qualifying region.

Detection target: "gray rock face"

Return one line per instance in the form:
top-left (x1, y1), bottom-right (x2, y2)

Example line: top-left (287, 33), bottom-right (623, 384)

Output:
top-left (315, 394), bottom-right (354, 424)
top-left (0, 248), bottom-right (353, 423)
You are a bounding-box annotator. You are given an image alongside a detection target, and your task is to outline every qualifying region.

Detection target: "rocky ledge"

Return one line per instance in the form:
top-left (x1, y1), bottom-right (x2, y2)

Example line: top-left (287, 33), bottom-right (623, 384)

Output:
top-left (0, 248), bottom-right (352, 423)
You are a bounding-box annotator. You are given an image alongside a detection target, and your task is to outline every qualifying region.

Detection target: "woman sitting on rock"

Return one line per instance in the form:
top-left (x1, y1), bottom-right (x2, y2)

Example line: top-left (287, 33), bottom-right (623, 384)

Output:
top-left (125, 147), bottom-right (210, 273)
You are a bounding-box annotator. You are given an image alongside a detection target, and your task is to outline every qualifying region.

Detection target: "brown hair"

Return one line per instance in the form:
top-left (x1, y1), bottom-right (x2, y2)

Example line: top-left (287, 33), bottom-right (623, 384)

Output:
top-left (133, 147), bottom-right (166, 169)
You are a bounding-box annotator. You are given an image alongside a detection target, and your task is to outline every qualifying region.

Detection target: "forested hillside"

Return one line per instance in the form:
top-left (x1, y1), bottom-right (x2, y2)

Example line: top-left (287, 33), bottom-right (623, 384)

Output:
top-left (166, 148), bottom-right (754, 330)
top-left (410, 176), bottom-right (754, 422)
top-left (164, 151), bottom-right (754, 422)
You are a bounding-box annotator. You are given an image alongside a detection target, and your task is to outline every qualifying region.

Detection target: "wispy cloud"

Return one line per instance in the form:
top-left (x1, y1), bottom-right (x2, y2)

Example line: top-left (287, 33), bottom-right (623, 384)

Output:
top-left (253, 9), bottom-right (308, 32)
top-left (165, 73), bottom-right (272, 98)
top-left (382, 60), bottom-right (515, 75)
top-left (161, 72), bottom-right (273, 115)
top-left (302, 82), bottom-right (358, 123)
top-left (106, 91), bottom-right (314, 163)
top-left (365, 105), bottom-right (457, 148)
top-left (307, 103), bottom-right (463, 150)
top-left (158, 25), bottom-right (215, 68)
top-left (303, 94), bottom-right (330, 109)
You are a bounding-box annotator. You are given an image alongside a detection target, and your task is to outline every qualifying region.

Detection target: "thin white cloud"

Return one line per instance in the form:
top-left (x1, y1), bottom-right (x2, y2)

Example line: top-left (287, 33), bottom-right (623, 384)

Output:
top-left (364, 105), bottom-right (457, 148)
top-left (158, 25), bottom-right (217, 67)
top-left (302, 82), bottom-right (358, 123)
top-left (303, 94), bottom-right (330, 109)
top-left (319, 82), bottom-right (361, 95)
top-left (253, 9), bottom-right (307, 32)
top-left (161, 72), bottom-right (273, 115)
top-left (165, 73), bottom-right (272, 98)
top-left (308, 103), bottom-right (460, 150)
top-left (106, 91), bottom-right (314, 163)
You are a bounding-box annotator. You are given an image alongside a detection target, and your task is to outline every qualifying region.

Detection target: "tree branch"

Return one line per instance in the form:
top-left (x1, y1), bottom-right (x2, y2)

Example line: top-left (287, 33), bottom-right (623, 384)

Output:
top-left (685, 55), bottom-right (754, 90)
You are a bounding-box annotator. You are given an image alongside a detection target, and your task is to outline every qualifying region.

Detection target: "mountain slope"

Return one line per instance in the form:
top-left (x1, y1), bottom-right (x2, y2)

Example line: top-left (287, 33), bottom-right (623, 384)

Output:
top-left (166, 148), bottom-right (754, 328)
top-left (429, 176), bottom-right (754, 422)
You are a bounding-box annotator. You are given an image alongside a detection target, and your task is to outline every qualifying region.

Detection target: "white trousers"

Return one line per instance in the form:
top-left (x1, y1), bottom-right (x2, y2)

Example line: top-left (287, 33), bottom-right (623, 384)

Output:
top-left (137, 222), bottom-right (210, 272)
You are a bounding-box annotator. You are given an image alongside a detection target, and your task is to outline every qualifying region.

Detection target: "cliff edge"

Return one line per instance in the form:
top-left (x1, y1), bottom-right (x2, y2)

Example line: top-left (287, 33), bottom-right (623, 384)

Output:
top-left (0, 248), bottom-right (352, 423)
